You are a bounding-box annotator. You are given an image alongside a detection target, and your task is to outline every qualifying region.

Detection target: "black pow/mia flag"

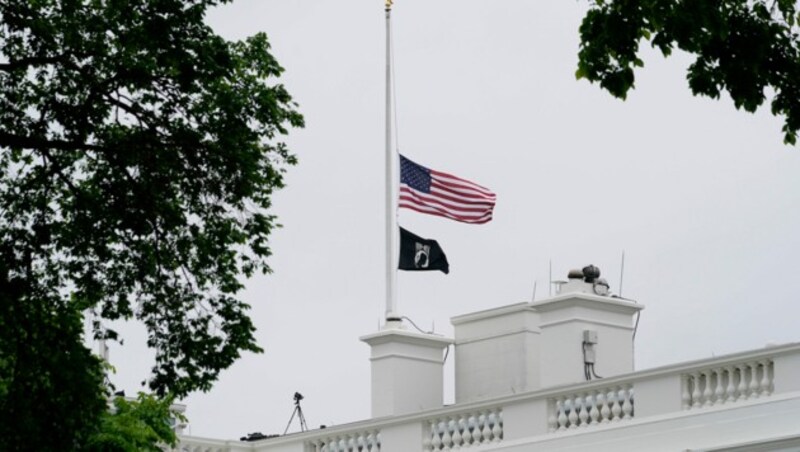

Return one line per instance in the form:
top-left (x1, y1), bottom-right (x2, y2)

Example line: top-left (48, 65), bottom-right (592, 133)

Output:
top-left (398, 227), bottom-right (449, 274)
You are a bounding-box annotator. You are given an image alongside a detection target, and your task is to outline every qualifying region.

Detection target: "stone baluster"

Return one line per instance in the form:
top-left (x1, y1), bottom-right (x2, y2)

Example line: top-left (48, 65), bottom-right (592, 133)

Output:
top-left (760, 360), bottom-right (772, 396)
top-left (681, 375), bottom-right (691, 409)
top-left (567, 398), bottom-right (579, 428)
top-left (365, 433), bottom-right (374, 452)
top-left (555, 399), bottom-right (567, 431)
top-left (481, 411), bottom-right (493, 440)
top-left (472, 413), bottom-right (481, 445)
top-left (472, 414), bottom-right (484, 443)
top-left (713, 369), bottom-right (725, 405)
top-left (489, 410), bottom-right (500, 443)
top-left (737, 364), bottom-right (748, 401)
top-left (691, 372), bottom-right (702, 408)
top-left (491, 411), bottom-right (502, 442)
top-left (489, 410), bottom-right (497, 442)
top-left (588, 392), bottom-right (600, 425)
top-left (485, 412), bottom-right (494, 440)
top-left (427, 421), bottom-right (438, 451)
top-left (460, 414), bottom-right (472, 446)
top-left (702, 370), bottom-right (714, 406)
top-left (609, 389), bottom-right (621, 421)
top-left (725, 366), bottom-right (737, 402)
top-left (621, 386), bottom-right (633, 419)
top-left (430, 421), bottom-right (442, 451)
top-left (578, 394), bottom-right (589, 427)
top-left (597, 392), bottom-right (610, 423)
top-left (440, 419), bottom-right (452, 451)
top-left (751, 362), bottom-right (763, 397)
top-left (748, 362), bottom-right (759, 399)
top-left (451, 417), bottom-right (462, 449)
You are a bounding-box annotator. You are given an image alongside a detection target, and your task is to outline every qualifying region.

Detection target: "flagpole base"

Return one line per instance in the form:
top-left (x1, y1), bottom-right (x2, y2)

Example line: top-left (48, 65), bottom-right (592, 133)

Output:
top-left (383, 317), bottom-right (403, 330)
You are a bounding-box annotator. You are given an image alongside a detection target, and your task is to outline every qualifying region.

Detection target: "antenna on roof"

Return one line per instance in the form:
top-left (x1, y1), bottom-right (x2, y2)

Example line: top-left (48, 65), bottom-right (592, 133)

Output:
top-left (619, 251), bottom-right (626, 297)
top-left (531, 281), bottom-right (537, 302)
top-left (283, 392), bottom-right (309, 435)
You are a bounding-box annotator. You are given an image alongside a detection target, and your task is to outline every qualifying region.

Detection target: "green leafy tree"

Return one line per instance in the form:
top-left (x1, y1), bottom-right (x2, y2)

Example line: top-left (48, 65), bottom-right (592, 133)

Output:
top-left (86, 393), bottom-right (185, 452)
top-left (0, 0), bottom-right (302, 449)
top-left (576, 0), bottom-right (800, 144)
top-left (0, 281), bottom-right (108, 449)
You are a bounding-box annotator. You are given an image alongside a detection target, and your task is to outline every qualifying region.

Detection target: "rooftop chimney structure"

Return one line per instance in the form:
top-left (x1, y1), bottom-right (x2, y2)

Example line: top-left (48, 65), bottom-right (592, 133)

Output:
top-left (361, 322), bottom-right (452, 418)
top-left (452, 265), bottom-right (643, 403)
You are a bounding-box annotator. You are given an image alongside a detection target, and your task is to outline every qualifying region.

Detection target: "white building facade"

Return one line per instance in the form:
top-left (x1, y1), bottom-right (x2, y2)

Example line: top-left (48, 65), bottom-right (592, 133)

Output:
top-left (175, 268), bottom-right (800, 451)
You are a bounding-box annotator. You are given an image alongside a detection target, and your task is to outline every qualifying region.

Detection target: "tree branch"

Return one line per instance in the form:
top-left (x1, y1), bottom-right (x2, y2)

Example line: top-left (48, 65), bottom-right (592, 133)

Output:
top-left (0, 131), bottom-right (105, 153)
top-left (0, 56), bottom-right (67, 72)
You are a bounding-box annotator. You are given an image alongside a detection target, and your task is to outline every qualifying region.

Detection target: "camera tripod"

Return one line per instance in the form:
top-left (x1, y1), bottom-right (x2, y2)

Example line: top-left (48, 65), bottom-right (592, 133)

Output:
top-left (283, 392), bottom-right (308, 435)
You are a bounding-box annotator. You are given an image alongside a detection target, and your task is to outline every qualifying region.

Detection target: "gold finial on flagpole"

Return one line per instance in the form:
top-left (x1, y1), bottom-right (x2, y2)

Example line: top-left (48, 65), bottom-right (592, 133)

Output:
top-left (385, 0), bottom-right (393, 11)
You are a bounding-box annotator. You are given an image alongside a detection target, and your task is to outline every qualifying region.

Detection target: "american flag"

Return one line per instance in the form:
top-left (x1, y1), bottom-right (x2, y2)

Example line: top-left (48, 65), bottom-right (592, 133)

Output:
top-left (399, 154), bottom-right (496, 224)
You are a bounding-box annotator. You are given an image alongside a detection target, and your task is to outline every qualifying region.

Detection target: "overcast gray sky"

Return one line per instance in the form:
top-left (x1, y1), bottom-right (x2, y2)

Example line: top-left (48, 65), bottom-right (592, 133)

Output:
top-left (100, 0), bottom-right (800, 440)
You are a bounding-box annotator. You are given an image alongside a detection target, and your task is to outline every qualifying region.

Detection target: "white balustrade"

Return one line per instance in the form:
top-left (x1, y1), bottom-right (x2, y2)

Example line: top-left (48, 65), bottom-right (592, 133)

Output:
top-left (174, 349), bottom-right (796, 451)
top-left (308, 430), bottom-right (381, 452)
top-left (175, 440), bottom-right (230, 452)
top-left (548, 384), bottom-right (634, 431)
top-left (424, 408), bottom-right (503, 450)
top-left (683, 359), bottom-right (773, 409)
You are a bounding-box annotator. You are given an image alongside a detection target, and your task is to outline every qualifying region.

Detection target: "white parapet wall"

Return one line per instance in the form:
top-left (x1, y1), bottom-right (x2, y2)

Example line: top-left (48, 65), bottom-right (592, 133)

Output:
top-left (451, 283), bottom-right (642, 404)
top-left (177, 343), bottom-right (800, 452)
top-left (451, 303), bottom-right (541, 404)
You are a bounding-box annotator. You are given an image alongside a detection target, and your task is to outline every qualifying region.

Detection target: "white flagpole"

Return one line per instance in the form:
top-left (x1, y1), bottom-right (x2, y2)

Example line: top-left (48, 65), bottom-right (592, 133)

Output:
top-left (384, 0), bottom-right (399, 322)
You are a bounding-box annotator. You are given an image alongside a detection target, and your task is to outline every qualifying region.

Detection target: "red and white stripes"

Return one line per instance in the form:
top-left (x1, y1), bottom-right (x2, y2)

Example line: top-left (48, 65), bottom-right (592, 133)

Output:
top-left (399, 168), bottom-right (496, 224)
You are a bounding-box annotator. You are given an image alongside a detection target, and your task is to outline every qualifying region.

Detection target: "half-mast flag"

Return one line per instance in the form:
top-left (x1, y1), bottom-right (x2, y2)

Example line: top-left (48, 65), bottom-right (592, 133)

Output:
top-left (398, 227), bottom-right (449, 274)
top-left (399, 155), bottom-right (496, 224)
